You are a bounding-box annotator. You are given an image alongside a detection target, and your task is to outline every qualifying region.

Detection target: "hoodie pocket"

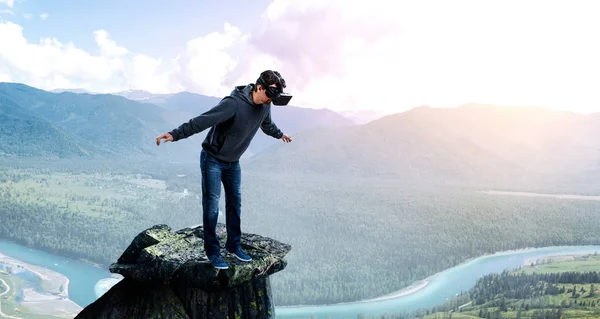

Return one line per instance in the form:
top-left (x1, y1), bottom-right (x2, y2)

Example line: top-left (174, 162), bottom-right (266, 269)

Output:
top-left (217, 134), bottom-right (228, 153)
top-left (217, 133), bottom-right (239, 153)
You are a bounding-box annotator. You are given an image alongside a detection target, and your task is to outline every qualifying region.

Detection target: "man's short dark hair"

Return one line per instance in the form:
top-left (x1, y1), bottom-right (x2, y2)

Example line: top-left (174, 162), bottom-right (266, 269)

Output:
top-left (255, 70), bottom-right (286, 91)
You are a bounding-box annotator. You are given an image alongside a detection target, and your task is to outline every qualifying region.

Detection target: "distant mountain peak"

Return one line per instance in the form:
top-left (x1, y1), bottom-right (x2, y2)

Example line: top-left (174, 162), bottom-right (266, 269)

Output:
top-left (116, 89), bottom-right (151, 94)
top-left (338, 108), bottom-right (387, 124)
top-left (50, 88), bottom-right (95, 94)
top-left (111, 89), bottom-right (171, 101)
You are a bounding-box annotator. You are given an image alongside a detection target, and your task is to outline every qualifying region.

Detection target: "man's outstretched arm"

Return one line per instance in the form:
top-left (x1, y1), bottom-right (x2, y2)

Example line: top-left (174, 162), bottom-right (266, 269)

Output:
top-left (168, 97), bottom-right (238, 142)
top-left (260, 109), bottom-right (284, 139)
top-left (260, 109), bottom-right (293, 143)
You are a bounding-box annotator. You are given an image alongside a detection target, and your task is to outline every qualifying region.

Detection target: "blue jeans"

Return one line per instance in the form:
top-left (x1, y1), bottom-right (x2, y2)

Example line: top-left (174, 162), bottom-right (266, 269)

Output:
top-left (200, 149), bottom-right (242, 257)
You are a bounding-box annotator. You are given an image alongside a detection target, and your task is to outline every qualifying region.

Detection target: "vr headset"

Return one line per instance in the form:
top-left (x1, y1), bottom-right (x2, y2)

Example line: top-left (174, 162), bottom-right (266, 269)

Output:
top-left (257, 73), bottom-right (293, 106)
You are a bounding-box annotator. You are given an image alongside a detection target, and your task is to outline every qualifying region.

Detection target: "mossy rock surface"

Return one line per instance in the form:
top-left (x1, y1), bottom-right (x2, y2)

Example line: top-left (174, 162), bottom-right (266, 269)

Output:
top-left (110, 223), bottom-right (290, 290)
top-left (75, 223), bottom-right (291, 319)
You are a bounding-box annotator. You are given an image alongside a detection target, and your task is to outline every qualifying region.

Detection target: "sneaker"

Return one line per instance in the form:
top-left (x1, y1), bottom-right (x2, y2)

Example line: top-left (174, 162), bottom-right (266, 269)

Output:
top-left (227, 247), bottom-right (252, 262)
top-left (208, 254), bottom-right (228, 269)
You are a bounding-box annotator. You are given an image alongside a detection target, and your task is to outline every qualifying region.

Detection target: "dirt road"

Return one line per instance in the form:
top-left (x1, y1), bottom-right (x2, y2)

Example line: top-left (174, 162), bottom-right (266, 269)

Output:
top-left (0, 278), bottom-right (23, 319)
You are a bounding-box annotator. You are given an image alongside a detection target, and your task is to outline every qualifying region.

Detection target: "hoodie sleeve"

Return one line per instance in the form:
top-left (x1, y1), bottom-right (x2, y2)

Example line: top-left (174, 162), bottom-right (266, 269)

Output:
top-left (260, 108), bottom-right (284, 139)
top-left (169, 97), bottom-right (237, 142)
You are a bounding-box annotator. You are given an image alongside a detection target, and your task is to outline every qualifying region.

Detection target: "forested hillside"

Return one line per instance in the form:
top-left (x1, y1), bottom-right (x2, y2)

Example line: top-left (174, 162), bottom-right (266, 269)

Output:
top-left (2, 163), bottom-right (600, 306)
top-left (0, 99), bottom-right (97, 157)
top-left (0, 82), bottom-right (199, 160)
top-left (245, 104), bottom-right (600, 189)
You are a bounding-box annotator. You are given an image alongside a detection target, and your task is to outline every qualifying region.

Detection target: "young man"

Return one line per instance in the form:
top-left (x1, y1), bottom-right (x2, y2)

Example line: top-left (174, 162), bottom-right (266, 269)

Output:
top-left (155, 70), bottom-right (293, 269)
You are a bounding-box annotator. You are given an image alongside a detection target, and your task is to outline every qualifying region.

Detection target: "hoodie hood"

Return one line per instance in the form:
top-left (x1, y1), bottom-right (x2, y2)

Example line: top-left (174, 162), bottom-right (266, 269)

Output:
top-left (231, 84), bottom-right (256, 106)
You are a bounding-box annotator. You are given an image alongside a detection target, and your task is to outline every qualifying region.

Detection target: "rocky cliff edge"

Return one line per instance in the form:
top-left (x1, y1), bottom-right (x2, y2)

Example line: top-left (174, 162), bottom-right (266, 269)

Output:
top-left (75, 223), bottom-right (292, 319)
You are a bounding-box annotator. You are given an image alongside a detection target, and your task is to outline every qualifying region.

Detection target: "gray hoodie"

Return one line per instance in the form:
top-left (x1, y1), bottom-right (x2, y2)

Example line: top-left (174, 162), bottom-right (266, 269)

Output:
top-left (168, 83), bottom-right (283, 162)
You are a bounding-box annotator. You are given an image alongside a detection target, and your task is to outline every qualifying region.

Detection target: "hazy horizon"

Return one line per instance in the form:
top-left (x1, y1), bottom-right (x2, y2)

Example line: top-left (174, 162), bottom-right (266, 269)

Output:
top-left (1, 0), bottom-right (599, 115)
top-left (6, 80), bottom-right (600, 117)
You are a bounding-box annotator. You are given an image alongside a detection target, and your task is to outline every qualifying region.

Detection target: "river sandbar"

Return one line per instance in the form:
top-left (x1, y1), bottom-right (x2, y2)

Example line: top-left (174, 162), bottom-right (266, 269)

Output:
top-left (0, 252), bottom-right (82, 318)
top-left (361, 280), bottom-right (429, 303)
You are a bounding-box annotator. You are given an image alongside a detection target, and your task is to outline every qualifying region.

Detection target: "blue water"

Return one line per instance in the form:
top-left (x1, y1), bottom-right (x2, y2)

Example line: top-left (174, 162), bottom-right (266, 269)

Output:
top-left (276, 245), bottom-right (600, 318)
top-left (1, 239), bottom-right (599, 319)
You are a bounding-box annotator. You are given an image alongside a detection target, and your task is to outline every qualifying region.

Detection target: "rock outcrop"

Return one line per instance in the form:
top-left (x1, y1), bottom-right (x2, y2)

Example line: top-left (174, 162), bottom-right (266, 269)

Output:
top-left (75, 223), bottom-right (292, 319)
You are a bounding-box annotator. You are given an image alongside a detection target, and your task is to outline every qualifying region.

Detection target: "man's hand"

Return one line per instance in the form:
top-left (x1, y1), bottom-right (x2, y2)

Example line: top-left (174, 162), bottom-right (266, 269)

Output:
top-left (156, 133), bottom-right (174, 146)
top-left (281, 134), bottom-right (292, 143)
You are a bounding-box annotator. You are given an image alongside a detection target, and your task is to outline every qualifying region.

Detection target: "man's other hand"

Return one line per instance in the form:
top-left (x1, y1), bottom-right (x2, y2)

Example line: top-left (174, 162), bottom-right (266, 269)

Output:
top-left (281, 134), bottom-right (292, 143)
top-left (156, 133), bottom-right (174, 145)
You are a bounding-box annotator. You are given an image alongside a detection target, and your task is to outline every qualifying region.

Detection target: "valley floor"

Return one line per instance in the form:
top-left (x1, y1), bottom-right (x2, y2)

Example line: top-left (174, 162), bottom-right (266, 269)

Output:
top-left (0, 252), bottom-right (81, 319)
top-left (419, 254), bottom-right (600, 319)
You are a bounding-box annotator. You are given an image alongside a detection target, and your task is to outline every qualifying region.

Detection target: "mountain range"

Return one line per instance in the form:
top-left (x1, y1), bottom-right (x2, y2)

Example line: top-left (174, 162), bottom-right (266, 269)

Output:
top-left (55, 88), bottom-right (386, 125)
top-left (1, 83), bottom-right (355, 162)
top-left (242, 104), bottom-right (600, 189)
top-left (5, 82), bottom-right (600, 189)
top-left (111, 89), bottom-right (358, 158)
top-left (2, 83), bottom-right (196, 160)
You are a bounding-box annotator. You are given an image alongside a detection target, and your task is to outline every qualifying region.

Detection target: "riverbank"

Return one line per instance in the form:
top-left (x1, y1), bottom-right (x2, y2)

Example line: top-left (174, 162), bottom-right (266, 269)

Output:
top-left (0, 252), bottom-right (82, 318)
top-left (522, 252), bottom-right (600, 268)
top-left (361, 280), bottom-right (429, 303)
top-left (477, 190), bottom-right (600, 201)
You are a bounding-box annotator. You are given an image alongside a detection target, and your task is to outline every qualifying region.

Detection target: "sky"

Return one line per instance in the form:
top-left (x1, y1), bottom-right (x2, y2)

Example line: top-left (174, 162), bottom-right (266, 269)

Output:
top-left (0, 0), bottom-right (599, 115)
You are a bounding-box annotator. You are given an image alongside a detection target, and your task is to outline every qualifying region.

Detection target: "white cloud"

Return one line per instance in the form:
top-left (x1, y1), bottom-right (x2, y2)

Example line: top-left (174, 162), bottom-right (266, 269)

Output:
top-left (1, 0), bottom-right (600, 115)
top-left (94, 30), bottom-right (128, 57)
top-left (0, 0), bottom-right (14, 8)
top-left (0, 22), bottom-right (112, 85)
top-left (40, 13), bottom-right (48, 20)
top-left (227, 0), bottom-right (600, 114)
top-left (0, 22), bottom-right (179, 93)
top-left (0, 70), bottom-right (11, 82)
top-left (170, 22), bottom-right (244, 97)
top-left (119, 54), bottom-right (181, 93)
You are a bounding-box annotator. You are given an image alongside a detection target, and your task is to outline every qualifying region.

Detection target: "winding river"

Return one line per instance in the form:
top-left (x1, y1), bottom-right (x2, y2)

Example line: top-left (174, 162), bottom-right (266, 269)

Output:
top-left (1, 239), bottom-right (599, 319)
